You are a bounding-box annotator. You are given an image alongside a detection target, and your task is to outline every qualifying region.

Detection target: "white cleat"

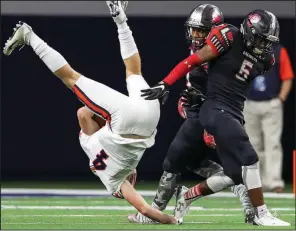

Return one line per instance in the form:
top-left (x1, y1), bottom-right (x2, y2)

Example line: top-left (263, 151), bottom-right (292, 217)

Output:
top-left (3, 21), bottom-right (33, 56)
top-left (253, 211), bottom-right (291, 226)
top-left (175, 185), bottom-right (189, 204)
top-left (106, 1), bottom-right (128, 24)
top-left (173, 186), bottom-right (191, 223)
top-left (127, 213), bottom-right (158, 224)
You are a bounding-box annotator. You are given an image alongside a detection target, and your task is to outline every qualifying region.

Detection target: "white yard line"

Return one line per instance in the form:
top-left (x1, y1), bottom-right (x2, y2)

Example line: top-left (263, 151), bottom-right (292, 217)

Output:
top-left (0, 222), bottom-right (212, 225)
top-left (2, 214), bottom-right (296, 217)
top-left (1, 205), bottom-right (295, 211)
top-left (1, 188), bottom-right (294, 199)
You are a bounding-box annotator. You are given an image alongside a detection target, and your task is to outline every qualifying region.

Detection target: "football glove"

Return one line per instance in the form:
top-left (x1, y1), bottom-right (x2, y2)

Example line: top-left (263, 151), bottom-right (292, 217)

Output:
top-left (141, 81), bottom-right (170, 105)
top-left (203, 130), bottom-right (216, 149)
top-left (180, 87), bottom-right (205, 108)
top-left (178, 96), bottom-right (187, 119)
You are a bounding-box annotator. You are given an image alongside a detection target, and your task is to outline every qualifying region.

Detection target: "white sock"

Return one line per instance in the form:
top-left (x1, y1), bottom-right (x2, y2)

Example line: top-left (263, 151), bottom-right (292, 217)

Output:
top-left (116, 22), bottom-right (138, 60)
top-left (26, 32), bottom-right (68, 73)
top-left (256, 204), bottom-right (268, 218)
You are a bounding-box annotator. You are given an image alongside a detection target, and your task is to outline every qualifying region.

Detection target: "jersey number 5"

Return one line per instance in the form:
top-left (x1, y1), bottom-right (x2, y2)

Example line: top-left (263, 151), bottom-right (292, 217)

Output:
top-left (93, 150), bottom-right (109, 171)
top-left (235, 59), bottom-right (253, 82)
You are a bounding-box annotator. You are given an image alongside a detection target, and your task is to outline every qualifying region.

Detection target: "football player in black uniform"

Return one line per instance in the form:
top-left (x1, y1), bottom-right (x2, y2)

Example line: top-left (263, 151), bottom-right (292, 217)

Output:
top-left (129, 4), bottom-right (254, 224)
top-left (141, 9), bottom-right (290, 226)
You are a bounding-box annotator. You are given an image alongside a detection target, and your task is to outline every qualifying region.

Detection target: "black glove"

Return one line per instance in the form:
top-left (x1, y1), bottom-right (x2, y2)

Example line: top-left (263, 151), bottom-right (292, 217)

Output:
top-left (141, 81), bottom-right (170, 105)
top-left (180, 87), bottom-right (205, 108)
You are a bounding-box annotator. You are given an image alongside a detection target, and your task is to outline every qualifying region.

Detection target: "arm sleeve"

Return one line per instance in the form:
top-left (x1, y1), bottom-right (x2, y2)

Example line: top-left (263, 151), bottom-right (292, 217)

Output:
top-left (205, 24), bottom-right (234, 56)
top-left (279, 47), bottom-right (294, 81)
top-left (163, 53), bottom-right (201, 85)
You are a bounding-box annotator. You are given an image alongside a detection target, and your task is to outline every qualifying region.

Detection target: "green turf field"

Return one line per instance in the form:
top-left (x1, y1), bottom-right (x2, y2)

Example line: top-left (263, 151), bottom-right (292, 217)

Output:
top-left (1, 180), bottom-right (294, 192)
top-left (1, 196), bottom-right (295, 229)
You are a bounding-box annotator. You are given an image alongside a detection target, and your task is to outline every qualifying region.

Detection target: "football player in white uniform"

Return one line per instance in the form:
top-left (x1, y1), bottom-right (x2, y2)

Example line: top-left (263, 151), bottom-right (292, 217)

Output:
top-left (3, 1), bottom-right (179, 225)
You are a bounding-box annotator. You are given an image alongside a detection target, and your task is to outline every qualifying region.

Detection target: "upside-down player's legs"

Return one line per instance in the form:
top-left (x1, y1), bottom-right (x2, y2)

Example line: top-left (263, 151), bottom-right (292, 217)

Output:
top-left (2, 22), bottom-right (128, 128)
top-left (3, 21), bottom-right (159, 137)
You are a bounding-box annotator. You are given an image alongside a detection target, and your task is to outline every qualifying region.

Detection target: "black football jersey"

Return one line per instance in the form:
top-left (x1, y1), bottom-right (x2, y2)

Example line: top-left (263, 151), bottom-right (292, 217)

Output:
top-left (205, 23), bottom-right (274, 113)
top-left (186, 63), bottom-right (208, 94)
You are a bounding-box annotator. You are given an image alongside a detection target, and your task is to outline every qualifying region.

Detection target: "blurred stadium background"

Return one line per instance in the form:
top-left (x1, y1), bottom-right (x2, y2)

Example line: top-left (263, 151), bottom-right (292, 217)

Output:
top-left (1, 1), bottom-right (295, 229)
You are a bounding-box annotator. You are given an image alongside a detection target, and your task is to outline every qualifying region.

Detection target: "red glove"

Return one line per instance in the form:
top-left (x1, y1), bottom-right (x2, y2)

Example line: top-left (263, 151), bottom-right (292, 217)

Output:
top-left (177, 96), bottom-right (187, 119)
top-left (203, 130), bottom-right (216, 149)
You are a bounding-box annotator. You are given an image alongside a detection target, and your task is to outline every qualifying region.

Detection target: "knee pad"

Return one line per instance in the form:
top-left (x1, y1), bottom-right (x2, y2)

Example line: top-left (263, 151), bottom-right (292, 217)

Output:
top-left (206, 171), bottom-right (235, 192)
top-left (162, 157), bottom-right (181, 174)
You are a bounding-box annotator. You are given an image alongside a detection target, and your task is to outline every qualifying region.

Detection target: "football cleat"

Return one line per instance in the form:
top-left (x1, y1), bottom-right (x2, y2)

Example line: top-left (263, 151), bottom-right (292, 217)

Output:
top-left (174, 185), bottom-right (189, 210)
top-left (244, 208), bottom-right (255, 224)
top-left (106, 1), bottom-right (128, 24)
top-left (3, 21), bottom-right (32, 56)
top-left (173, 186), bottom-right (191, 222)
top-left (253, 211), bottom-right (290, 226)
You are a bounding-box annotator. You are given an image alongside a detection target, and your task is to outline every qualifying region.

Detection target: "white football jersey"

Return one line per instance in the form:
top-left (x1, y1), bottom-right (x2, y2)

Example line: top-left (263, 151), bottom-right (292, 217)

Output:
top-left (75, 74), bottom-right (160, 193)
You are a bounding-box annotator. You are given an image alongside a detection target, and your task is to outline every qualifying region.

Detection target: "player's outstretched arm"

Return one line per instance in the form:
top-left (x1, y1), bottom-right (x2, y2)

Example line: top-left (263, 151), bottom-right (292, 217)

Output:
top-left (140, 45), bottom-right (216, 102)
top-left (120, 180), bottom-right (179, 224)
top-left (106, 1), bottom-right (141, 78)
top-left (162, 45), bottom-right (216, 86)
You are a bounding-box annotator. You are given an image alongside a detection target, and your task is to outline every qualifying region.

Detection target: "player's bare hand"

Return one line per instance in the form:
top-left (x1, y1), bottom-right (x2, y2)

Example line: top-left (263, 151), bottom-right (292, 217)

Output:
top-left (141, 81), bottom-right (170, 105)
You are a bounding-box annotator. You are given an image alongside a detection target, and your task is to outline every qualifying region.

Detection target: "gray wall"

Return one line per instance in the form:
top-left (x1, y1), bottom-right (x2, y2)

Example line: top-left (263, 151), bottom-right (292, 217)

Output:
top-left (1, 1), bottom-right (295, 17)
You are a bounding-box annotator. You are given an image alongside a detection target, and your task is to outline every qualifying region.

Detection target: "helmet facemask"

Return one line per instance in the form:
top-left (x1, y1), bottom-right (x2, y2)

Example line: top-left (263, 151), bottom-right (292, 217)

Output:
top-left (185, 25), bottom-right (210, 51)
top-left (252, 34), bottom-right (275, 56)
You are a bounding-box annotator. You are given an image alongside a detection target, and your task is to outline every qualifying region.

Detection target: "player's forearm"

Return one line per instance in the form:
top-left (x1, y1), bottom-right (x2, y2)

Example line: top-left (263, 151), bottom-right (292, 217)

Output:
top-left (163, 53), bottom-right (202, 85)
top-left (163, 44), bottom-right (217, 85)
top-left (279, 79), bottom-right (293, 102)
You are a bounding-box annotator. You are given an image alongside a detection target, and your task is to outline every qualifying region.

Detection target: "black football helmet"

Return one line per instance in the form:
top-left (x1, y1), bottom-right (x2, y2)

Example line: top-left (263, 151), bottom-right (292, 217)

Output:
top-left (240, 10), bottom-right (280, 58)
top-left (185, 4), bottom-right (224, 50)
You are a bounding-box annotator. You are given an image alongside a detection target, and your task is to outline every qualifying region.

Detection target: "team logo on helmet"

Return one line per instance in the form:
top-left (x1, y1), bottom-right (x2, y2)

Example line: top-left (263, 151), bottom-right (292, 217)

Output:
top-left (211, 8), bottom-right (222, 24)
top-left (249, 13), bottom-right (261, 24)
